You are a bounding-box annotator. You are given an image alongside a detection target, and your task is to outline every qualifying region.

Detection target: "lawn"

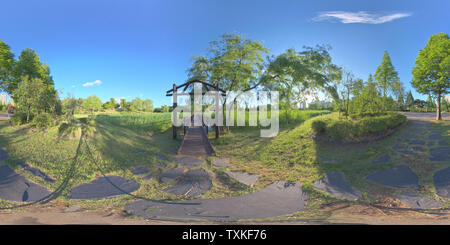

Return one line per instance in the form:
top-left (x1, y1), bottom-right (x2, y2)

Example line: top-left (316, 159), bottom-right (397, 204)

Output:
top-left (0, 112), bottom-right (181, 210)
top-left (211, 112), bottom-right (450, 221)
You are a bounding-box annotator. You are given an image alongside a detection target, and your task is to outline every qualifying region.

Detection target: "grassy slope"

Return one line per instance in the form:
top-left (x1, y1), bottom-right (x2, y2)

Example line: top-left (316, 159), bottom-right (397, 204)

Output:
top-left (0, 113), bottom-right (182, 210)
top-left (212, 112), bottom-right (450, 221)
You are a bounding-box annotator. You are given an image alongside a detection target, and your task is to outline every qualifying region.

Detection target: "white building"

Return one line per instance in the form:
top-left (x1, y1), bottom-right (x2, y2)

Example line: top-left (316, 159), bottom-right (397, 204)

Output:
top-left (0, 94), bottom-right (7, 105)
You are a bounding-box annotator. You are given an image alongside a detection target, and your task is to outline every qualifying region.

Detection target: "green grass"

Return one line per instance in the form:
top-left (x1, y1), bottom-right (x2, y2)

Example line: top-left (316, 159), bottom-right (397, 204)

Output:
top-left (0, 112), bottom-right (181, 210)
top-left (92, 112), bottom-right (172, 134)
top-left (1, 110), bottom-right (449, 222)
top-left (211, 112), bottom-right (450, 221)
top-left (311, 112), bottom-right (407, 141)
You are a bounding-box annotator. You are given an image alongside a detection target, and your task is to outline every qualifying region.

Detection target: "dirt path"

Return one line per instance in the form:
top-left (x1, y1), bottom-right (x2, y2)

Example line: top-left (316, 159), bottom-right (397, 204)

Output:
top-left (0, 113), bottom-right (10, 120)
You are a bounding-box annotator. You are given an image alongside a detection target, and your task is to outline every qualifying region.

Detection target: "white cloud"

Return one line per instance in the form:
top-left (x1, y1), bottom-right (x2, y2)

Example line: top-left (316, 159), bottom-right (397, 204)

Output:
top-left (82, 80), bottom-right (102, 87)
top-left (313, 11), bottom-right (412, 24)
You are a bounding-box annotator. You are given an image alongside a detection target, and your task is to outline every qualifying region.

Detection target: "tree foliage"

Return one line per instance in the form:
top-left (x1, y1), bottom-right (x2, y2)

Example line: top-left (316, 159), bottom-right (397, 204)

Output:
top-left (82, 95), bottom-right (103, 113)
top-left (0, 40), bottom-right (14, 92)
top-left (374, 51), bottom-right (400, 98)
top-left (412, 33), bottom-right (450, 120)
top-left (14, 76), bottom-right (47, 122)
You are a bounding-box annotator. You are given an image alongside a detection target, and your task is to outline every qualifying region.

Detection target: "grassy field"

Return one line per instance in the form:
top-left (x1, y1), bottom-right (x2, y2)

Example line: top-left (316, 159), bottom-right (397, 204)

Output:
top-left (0, 112), bottom-right (181, 210)
top-left (92, 112), bottom-right (173, 134)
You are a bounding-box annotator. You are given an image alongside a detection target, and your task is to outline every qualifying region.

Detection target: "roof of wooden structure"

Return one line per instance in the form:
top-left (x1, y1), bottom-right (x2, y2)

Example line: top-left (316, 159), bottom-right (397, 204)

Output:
top-left (166, 79), bottom-right (226, 97)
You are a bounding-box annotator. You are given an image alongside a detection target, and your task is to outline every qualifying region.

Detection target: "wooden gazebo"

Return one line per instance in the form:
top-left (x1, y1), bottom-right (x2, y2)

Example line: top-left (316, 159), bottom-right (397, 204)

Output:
top-left (166, 79), bottom-right (226, 139)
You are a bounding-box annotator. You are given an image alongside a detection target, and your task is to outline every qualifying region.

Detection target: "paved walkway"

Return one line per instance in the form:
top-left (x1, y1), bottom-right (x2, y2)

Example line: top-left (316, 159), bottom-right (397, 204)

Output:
top-left (125, 181), bottom-right (306, 221)
top-left (0, 113), bottom-right (10, 120)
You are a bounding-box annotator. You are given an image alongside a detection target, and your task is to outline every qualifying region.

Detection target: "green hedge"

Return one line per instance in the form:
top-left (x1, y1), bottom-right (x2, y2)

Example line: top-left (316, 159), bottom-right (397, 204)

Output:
top-left (312, 113), bottom-right (406, 141)
top-left (32, 113), bottom-right (56, 128)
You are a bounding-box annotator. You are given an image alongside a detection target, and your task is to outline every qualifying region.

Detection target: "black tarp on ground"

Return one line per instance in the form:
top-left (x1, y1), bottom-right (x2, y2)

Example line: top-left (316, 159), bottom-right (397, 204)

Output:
top-left (69, 176), bottom-right (140, 200)
top-left (0, 165), bottom-right (50, 202)
top-left (125, 181), bottom-right (306, 221)
top-left (366, 165), bottom-right (419, 189)
top-left (313, 171), bottom-right (362, 200)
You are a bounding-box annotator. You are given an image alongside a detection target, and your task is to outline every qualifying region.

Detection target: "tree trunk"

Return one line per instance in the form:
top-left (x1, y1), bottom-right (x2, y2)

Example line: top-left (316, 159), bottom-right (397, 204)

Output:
top-left (436, 92), bottom-right (442, 120)
top-left (27, 105), bottom-right (30, 123)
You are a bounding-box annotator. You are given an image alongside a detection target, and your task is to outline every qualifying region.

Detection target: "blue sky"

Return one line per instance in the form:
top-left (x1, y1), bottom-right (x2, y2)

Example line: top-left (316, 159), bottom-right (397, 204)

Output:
top-left (0, 0), bottom-right (449, 107)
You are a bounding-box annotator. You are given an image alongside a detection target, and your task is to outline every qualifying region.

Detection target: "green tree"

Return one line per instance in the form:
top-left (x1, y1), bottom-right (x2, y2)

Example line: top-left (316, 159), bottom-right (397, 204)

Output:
top-left (14, 76), bottom-right (46, 122)
top-left (62, 94), bottom-right (78, 121)
top-left (374, 51), bottom-right (399, 99)
top-left (426, 94), bottom-right (436, 111)
top-left (351, 78), bottom-right (364, 97)
top-left (0, 40), bottom-right (15, 92)
top-left (161, 105), bottom-right (170, 113)
top-left (120, 98), bottom-right (127, 111)
top-left (441, 96), bottom-right (450, 112)
top-left (12, 48), bottom-right (54, 92)
top-left (349, 74), bottom-right (383, 115)
top-left (266, 45), bottom-right (341, 121)
top-left (187, 33), bottom-right (269, 124)
top-left (82, 95), bottom-right (103, 113)
top-left (406, 90), bottom-right (415, 110)
top-left (129, 97), bottom-right (143, 111)
top-left (412, 33), bottom-right (450, 120)
top-left (392, 80), bottom-right (405, 111)
top-left (103, 98), bottom-right (118, 110)
top-left (143, 99), bottom-right (153, 112)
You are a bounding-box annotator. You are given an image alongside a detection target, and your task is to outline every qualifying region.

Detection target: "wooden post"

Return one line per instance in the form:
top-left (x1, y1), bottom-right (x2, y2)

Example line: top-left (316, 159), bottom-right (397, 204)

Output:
top-left (215, 85), bottom-right (220, 139)
top-left (172, 83), bottom-right (177, 139)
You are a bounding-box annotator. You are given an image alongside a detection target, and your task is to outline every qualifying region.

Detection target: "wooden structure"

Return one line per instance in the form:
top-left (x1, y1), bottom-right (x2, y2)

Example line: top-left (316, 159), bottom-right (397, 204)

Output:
top-left (166, 79), bottom-right (226, 140)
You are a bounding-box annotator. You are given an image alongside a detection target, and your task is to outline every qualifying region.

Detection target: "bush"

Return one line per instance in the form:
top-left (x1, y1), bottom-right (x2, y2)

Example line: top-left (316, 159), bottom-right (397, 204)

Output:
top-left (313, 113), bottom-right (406, 141)
top-left (32, 113), bottom-right (56, 128)
top-left (10, 112), bottom-right (27, 126)
top-left (311, 120), bottom-right (327, 133)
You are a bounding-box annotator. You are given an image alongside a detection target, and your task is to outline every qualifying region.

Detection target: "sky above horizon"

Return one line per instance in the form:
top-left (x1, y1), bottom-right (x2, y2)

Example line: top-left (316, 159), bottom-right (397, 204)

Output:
top-left (0, 0), bottom-right (449, 107)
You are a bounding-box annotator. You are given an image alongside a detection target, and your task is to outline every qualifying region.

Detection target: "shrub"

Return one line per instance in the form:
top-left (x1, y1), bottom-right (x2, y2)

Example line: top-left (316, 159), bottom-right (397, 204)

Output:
top-left (10, 112), bottom-right (27, 126)
top-left (32, 113), bottom-right (56, 128)
top-left (311, 120), bottom-right (327, 133)
top-left (313, 113), bottom-right (406, 141)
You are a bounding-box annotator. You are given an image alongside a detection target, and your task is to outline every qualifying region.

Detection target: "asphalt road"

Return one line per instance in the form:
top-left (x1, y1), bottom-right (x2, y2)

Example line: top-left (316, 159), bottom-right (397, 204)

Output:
top-left (402, 111), bottom-right (450, 120)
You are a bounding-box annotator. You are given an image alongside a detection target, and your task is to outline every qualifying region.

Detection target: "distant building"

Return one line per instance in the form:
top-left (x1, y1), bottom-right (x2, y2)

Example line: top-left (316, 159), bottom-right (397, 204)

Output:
top-left (0, 94), bottom-right (6, 105)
